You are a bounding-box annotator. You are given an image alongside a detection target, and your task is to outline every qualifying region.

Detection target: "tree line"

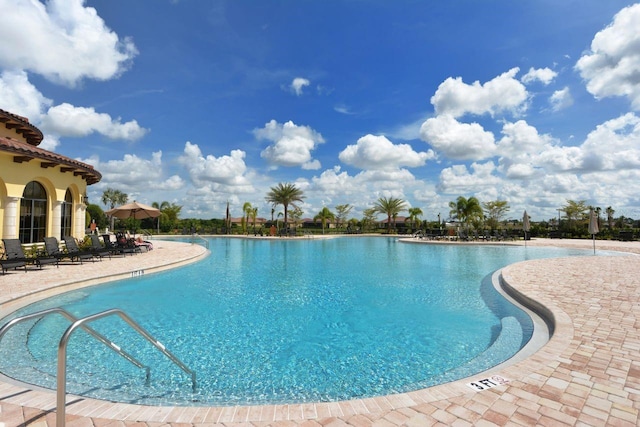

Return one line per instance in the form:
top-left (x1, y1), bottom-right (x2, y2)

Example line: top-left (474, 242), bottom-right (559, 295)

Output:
top-left (90, 184), bottom-right (637, 238)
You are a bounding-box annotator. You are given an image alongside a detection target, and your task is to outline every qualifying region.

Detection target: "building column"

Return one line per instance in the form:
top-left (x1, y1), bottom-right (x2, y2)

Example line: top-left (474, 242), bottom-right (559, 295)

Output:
top-left (75, 203), bottom-right (87, 239)
top-left (2, 196), bottom-right (21, 239)
top-left (52, 200), bottom-right (63, 240)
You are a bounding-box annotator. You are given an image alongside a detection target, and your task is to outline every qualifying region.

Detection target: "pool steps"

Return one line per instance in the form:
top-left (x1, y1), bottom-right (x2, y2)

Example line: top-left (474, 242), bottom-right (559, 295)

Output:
top-left (0, 307), bottom-right (196, 427)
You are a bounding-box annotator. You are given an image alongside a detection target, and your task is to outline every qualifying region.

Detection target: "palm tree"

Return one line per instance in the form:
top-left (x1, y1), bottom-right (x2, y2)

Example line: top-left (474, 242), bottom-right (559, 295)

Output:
top-left (449, 196), bottom-right (483, 231)
top-left (407, 207), bottom-right (423, 231)
top-left (152, 201), bottom-right (182, 233)
top-left (373, 196), bottom-right (407, 234)
top-left (314, 207), bottom-right (335, 234)
top-left (250, 207), bottom-right (258, 232)
top-left (101, 188), bottom-right (128, 231)
top-left (242, 202), bottom-right (253, 234)
top-left (265, 183), bottom-right (305, 229)
top-left (606, 206), bottom-right (615, 229)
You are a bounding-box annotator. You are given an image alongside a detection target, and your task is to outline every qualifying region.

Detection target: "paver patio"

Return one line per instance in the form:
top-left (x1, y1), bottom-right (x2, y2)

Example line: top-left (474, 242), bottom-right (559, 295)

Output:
top-left (0, 237), bottom-right (639, 426)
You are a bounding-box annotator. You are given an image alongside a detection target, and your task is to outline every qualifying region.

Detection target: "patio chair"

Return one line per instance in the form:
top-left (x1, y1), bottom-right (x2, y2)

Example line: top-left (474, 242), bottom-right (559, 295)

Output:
top-left (62, 236), bottom-right (95, 264)
top-left (43, 237), bottom-right (70, 262)
top-left (90, 234), bottom-right (111, 260)
top-left (4, 238), bottom-right (59, 269)
top-left (101, 234), bottom-right (125, 256)
top-left (1, 239), bottom-right (28, 274)
top-left (114, 232), bottom-right (140, 255)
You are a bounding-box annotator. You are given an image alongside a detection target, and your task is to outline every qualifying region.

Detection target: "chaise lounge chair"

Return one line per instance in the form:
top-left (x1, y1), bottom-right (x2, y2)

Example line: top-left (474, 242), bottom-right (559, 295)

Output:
top-left (43, 237), bottom-right (70, 263)
top-left (1, 239), bottom-right (28, 274)
top-left (5, 238), bottom-right (59, 270)
top-left (115, 232), bottom-right (141, 255)
top-left (89, 234), bottom-right (111, 260)
top-left (62, 236), bottom-right (95, 264)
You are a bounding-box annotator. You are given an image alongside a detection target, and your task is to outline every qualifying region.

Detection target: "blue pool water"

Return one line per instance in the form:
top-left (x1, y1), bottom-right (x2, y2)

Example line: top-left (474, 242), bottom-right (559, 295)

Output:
top-left (0, 237), bottom-right (595, 406)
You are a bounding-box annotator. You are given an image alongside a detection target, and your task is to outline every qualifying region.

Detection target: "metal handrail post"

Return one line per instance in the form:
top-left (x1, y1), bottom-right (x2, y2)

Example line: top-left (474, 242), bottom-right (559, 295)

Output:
top-left (57, 308), bottom-right (196, 426)
top-left (0, 307), bottom-right (150, 383)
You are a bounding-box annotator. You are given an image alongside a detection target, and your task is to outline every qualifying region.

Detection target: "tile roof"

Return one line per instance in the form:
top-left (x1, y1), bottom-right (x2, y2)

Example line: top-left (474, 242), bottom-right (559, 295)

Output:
top-left (0, 135), bottom-right (101, 185)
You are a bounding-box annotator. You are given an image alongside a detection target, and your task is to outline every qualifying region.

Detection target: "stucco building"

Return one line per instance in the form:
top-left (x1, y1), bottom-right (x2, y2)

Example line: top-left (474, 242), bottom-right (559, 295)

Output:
top-left (0, 109), bottom-right (101, 243)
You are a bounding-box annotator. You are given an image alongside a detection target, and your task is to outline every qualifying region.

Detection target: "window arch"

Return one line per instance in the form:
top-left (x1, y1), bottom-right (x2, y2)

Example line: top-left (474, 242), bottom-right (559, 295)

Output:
top-left (19, 181), bottom-right (47, 244)
top-left (61, 189), bottom-right (73, 238)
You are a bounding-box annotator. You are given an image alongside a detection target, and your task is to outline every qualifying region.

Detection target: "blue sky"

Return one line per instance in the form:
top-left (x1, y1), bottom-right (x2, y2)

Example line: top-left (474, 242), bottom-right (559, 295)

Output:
top-left (2, 0), bottom-right (640, 222)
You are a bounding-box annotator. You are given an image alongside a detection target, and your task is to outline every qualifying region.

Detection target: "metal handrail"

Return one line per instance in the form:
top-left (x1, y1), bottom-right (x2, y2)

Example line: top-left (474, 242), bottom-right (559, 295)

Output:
top-left (0, 307), bottom-right (151, 384)
top-left (190, 233), bottom-right (209, 249)
top-left (57, 308), bottom-right (196, 426)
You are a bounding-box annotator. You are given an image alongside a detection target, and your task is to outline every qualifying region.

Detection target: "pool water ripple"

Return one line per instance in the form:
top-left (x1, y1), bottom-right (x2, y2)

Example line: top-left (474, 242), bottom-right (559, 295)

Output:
top-left (0, 237), bottom-right (598, 406)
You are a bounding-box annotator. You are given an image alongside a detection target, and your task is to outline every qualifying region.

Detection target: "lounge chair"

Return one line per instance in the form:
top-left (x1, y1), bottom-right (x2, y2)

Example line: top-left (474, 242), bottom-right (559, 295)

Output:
top-left (5, 238), bottom-right (59, 269)
top-left (62, 236), bottom-right (95, 263)
top-left (1, 239), bottom-right (28, 274)
top-left (90, 234), bottom-right (111, 260)
top-left (101, 234), bottom-right (125, 256)
top-left (43, 237), bottom-right (70, 262)
top-left (114, 232), bottom-right (140, 255)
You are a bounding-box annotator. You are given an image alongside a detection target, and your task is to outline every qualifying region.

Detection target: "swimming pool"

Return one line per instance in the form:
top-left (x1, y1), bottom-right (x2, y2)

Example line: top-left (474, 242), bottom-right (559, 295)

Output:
top-left (0, 237), bottom-right (594, 406)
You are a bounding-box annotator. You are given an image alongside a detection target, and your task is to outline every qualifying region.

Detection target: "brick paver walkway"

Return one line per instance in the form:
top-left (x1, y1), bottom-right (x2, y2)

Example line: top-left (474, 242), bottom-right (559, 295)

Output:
top-left (1, 237), bottom-right (639, 426)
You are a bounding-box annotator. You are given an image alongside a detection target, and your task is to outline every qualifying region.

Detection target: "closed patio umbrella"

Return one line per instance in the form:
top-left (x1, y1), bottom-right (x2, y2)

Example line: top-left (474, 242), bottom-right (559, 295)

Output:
top-left (588, 209), bottom-right (599, 254)
top-left (523, 210), bottom-right (531, 246)
top-left (105, 201), bottom-right (161, 220)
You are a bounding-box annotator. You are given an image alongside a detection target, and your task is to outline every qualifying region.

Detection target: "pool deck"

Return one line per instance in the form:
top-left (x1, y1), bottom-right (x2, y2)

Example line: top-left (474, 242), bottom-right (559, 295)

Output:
top-left (1, 237), bottom-right (639, 426)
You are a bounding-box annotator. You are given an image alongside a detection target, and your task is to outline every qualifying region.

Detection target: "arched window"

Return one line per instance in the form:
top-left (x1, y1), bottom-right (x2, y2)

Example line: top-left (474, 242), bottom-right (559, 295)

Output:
top-left (19, 181), bottom-right (47, 244)
top-left (61, 189), bottom-right (73, 238)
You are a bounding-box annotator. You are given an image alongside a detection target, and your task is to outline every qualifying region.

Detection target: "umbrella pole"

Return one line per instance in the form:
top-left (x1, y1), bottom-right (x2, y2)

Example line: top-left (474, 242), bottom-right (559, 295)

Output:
top-left (592, 234), bottom-right (596, 255)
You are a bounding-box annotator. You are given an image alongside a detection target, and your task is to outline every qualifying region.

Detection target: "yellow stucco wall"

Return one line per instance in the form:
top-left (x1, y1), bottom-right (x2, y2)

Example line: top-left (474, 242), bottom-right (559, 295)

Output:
top-left (0, 150), bottom-right (88, 240)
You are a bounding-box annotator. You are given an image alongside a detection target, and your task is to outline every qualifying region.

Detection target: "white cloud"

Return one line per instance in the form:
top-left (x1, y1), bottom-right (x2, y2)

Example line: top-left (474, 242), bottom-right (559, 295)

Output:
top-left (430, 68), bottom-right (529, 118)
top-left (81, 151), bottom-right (180, 191)
top-left (496, 120), bottom-right (556, 179)
top-left (521, 67), bottom-right (557, 85)
top-left (419, 115), bottom-right (496, 160)
top-left (549, 87), bottom-right (574, 112)
top-left (0, 70), bottom-right (52, 120)
top-left (290, 77), bottom-right (310, 96)
top-left (438, 162), bottom-right (500, 193)
top-left (339, 134), bottom-right (434, 170)
top-left (255, 119), bottom-right (324, 169)
top-left (41, 103), bottom-right (147, 141)
top-left (0, 0), bottom-right (137, 87)
top-left (575, 3), bottom-right (640, 110)
top-left (580, 113), bottom-right (640, 171)
top-left (179, 141), bottom-right (253, 189)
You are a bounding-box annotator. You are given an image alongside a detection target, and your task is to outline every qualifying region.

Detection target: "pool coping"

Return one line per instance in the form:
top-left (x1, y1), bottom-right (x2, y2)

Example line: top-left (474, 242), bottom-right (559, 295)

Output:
top-left (1, 237), bottom-right (639, 425)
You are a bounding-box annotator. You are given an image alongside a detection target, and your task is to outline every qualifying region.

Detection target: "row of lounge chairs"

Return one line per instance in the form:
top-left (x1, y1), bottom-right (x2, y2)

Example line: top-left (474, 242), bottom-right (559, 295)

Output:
top-left (0, 234), bottom-right (145, 275)
top-left (413, 228), bottom-right (518, 241)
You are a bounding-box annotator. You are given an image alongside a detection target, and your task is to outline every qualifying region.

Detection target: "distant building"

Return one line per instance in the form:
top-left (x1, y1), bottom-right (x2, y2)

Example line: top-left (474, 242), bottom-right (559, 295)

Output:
top-left (0, 109), bottom-right (101, 243)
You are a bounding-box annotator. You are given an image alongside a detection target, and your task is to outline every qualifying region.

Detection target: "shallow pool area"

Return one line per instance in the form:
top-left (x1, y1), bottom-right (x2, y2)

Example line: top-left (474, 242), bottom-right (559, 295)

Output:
top-left (0, 237), bottom-right (600, 406)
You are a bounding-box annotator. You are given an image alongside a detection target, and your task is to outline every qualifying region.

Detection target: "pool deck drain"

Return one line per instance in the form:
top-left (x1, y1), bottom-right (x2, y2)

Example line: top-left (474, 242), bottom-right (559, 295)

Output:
top-left (0, 237), bottom-right (639, 426)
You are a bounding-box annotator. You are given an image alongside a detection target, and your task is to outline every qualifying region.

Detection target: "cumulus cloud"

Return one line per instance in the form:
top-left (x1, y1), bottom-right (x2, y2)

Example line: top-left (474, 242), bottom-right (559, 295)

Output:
top-left (438, 162), bottom-right (500, 193)
top-left (0, 70), bottom-right (52, 120)
top-left (338, 134), bottom-right (434, 170)
top-left (549, 87), bottom-right (574, 112)
top-left (575, 3), bottom-right (640, 109)
top-left (290, 77), bottom-right (310, 95)
top-left (254, 119), bottom-right (324, 169)
top-left (179, 141), bottom-right (253, 189)
top-left (580, 113), bottom-right (640, 171)
top-left (496, 120), bottom-right (556, 179)
top-left (420, 115), bottom-right (496, 160)
top-left (521, 67), bottom-right (557, 85)
top-left (81, 151), bottom-right (182, 191)
top-left (430, 68), bottom-right (529, 118)
top-left (0, 0), bottom-right (137, 87)
top-left (41, 103), bottom-right (147, 140)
